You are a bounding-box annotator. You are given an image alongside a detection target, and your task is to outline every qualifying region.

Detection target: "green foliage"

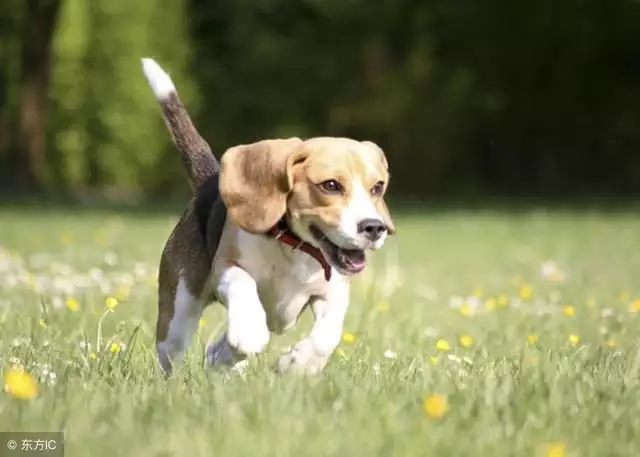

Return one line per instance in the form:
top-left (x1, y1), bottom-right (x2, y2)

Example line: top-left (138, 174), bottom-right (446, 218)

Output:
top-left (49, 0), bottom-right (195, 197)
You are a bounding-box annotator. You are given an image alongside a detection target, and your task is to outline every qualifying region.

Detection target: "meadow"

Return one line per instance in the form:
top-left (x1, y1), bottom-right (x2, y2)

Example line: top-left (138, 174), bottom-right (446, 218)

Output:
top-left (1, 204), bottom-right (640, 456)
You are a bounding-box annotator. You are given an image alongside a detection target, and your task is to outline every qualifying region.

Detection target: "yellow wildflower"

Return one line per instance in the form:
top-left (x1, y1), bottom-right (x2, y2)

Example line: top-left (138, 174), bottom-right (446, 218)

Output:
top-left (105, 296), bottom-right (119, 310)
top-left (546, 442), bottom-right (566, 457)
top-left (563, 304), bottom-right (576, 317)
top-left (436, 339), bottom-right (450, 351)
top-left (429, 355), bottom-right (438, 365)
top-left (497, 294), bottom-right (509, 306)
top-left (89, 352), bottom-right (97, 360)
top-left (568, 334), bottom-right (580, 346)
top-left (519, 284), bottom-right (533, 300)
top-left (109, 343), bottom-right (121, 353)
top-left (66, 297), bottom-right (80, 312)
top-left (459, 335), bottom-right (473, 348)
top-left (484, 297), bottom-right (497, 311)
top-left (628, 299), bottom-right (640, 313)
top-left (459, 303), bottom-right (472, 317)
top-left (341, 332), bottom-right (356, 344)
top-left (4, 369), bottom-right (38, 400)
top-left (39, 318), bottom-right (47, 328)
top-left (527, 335), bottom-right (538, 344)
top-left (422, 393), bottom-right (448, 419)
top-left (606, 338), bottom-right (617, 348)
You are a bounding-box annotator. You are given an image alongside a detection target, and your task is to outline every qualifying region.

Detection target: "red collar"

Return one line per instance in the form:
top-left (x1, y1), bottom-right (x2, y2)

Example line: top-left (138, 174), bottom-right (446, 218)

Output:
top-left (267, 220), bottom-right (332, 281)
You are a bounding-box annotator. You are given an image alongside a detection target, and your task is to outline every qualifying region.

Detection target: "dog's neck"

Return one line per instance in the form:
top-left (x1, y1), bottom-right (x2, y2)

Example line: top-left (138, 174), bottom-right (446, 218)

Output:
top-left (266, 218), bottom-right (332, 281)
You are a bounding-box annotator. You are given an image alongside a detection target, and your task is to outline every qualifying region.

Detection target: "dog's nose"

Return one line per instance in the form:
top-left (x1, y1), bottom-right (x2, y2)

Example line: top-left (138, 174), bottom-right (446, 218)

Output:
top-left (357, 218), bottom-right (387, 241)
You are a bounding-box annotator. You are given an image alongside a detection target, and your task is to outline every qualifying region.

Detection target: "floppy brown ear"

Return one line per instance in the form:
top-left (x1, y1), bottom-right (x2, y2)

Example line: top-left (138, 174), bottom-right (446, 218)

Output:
top-left (361, 141), bottom-right (396, 235)
top-left (219, 137), bottom-right (304, 233)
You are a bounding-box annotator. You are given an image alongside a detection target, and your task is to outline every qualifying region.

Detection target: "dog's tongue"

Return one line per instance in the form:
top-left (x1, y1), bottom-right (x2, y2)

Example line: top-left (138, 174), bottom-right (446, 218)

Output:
top-left (338, 248), bottom-right (366, 270)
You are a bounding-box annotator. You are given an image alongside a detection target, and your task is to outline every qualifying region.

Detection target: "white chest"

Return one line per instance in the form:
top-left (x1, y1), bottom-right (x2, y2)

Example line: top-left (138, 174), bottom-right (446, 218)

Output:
top-left (236, 231), bottom-right (333, 332)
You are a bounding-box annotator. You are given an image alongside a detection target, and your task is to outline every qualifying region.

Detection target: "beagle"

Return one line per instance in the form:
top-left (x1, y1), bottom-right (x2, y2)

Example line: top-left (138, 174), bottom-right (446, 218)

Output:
top-left (141, 58), bottom-right (395, 375)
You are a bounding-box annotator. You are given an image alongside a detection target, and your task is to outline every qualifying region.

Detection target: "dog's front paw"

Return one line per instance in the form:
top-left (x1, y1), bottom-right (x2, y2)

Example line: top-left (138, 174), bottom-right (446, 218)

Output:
top-left (227, 314), bottom-right (270, 357)
top-left (276, 339), bottom-right (330, 375)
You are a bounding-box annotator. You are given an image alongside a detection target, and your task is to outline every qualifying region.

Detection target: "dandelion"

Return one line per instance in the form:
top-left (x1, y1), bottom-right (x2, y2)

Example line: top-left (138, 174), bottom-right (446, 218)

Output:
top-left (527, 335), bottom-right (538, 344)
top-left (436, 339), bottom-right (450, 351)
top-left (518, 285), bottom-right (533, 300)
top-left (484, 297), bottom-right (497, 311)
top-left (422, 393), bottom-right (448, 419)
top-left (546, 442), bottom-right (566, 457)
top-left (563, 304), bottom-right (576, 317)
top-left (109, 342), bottom-right (121, 353)
top-left (429, 356), bottom-right (438, 365)
top-left (568, 334), bottom-right (580, 346)
top-left (105, 296), bottom-right (118, 310)
top-left (66, 297), bottom-right (80, 312)
top-left (4, 369), bottom-right (38, 400)
top-left (341, 332), bottom-right (356, 344)
top-left (628, 298), bottom-right (640, 313)
top-left (39, 318), bottom-right (47, 328)
top-left (459, 335), bottom-right (473, 348)
top-left (497, 294), bottom-right (509, 306)
top-left (459, 303), bottom-right (473, 317)
top-left (89, 352), bottom-right (97, 360)
top-left (606, 338), bottom-right (617, 348)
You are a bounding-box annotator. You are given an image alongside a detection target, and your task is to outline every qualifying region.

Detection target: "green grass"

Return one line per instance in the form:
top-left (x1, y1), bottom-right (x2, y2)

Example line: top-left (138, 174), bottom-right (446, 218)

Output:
top-left (1, 205), bottom-right (640, 456)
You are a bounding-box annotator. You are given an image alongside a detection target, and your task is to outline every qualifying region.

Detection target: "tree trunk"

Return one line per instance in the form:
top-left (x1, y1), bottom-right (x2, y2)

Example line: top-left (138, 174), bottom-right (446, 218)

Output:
top-left (18, 0), bottom-right (61, 189)
top-left (0, 38), bottom-right (9, 159)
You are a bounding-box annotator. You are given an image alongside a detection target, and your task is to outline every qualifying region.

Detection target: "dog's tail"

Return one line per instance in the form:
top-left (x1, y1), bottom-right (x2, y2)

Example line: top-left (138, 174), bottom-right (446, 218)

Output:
top-left (141, 57), bottom-right (218, 190)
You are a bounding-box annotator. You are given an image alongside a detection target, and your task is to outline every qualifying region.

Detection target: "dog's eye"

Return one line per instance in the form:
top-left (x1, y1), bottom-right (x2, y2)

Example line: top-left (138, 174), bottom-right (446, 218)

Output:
top-left (371, 181), bottom-right (385, 196)
top-left (319, 179), bottom-right (343, 194)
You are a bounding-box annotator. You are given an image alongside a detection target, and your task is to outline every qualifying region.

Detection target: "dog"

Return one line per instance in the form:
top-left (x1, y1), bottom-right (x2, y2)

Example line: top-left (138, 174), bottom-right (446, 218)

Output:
top-left (141, 57), bottom-right (395, 375)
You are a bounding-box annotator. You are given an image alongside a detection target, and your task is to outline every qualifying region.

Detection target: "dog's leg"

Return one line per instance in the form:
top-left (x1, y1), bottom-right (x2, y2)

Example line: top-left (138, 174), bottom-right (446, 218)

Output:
top-left (212, 266), bottom-right (270, 361)
top-left (277, 281), bottom-right (349, 375)
top-left (156, 276), bottom-right (204, 374)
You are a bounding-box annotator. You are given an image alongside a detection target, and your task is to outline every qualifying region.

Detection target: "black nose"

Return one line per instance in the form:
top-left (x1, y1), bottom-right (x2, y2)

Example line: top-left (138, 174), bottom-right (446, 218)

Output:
top-left (357, 218), bottom-right (387, 241)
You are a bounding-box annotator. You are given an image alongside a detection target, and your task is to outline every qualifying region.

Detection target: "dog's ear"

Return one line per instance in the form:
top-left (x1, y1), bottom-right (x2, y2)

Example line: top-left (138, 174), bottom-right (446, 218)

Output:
top-left (220, 138), bottom-right (305, 233)
top-left (361, 141), bottom-right (396, 235)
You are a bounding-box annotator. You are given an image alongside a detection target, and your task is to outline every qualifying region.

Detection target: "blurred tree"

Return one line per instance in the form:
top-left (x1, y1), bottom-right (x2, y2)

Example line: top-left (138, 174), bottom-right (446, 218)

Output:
top-left (19, 0), bottom-right (61, 189)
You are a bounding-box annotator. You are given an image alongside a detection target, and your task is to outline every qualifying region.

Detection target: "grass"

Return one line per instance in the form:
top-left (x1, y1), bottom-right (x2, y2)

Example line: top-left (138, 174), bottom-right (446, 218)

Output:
top-left (1, 204), bottom-right (640, 456)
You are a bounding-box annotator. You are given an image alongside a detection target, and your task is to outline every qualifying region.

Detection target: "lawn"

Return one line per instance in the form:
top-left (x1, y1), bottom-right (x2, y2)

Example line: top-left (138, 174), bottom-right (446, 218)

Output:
top-left (1, 204), bottom-right (640, 457)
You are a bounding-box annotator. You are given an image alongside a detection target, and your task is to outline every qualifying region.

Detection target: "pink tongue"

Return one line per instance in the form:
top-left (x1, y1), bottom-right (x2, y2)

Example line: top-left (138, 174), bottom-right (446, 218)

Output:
top-left (339, 249), bottom-right (365, 267)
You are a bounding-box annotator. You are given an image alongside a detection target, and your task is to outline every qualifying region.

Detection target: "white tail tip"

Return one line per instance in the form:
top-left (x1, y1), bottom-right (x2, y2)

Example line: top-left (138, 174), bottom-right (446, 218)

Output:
top-left (141, 57), bottom-right (176, 100)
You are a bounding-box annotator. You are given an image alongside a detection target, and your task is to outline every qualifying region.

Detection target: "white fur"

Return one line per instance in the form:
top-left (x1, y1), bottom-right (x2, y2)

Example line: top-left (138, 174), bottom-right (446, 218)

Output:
top-left (141, 58), bottom-right (176, 100)
top-left (329, 180), bottom-right (387, 249)
top-left (205, 227), bottom-right (349, 373)
top-left (157, 277), bottom-right (203, 373)
top-left (217, 266), bottom-right (271, 356)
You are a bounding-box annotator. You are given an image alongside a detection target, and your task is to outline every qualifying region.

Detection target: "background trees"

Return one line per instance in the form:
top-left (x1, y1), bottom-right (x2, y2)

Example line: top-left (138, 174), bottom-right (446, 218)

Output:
top-left (2, 0), bottom-right (639, 200)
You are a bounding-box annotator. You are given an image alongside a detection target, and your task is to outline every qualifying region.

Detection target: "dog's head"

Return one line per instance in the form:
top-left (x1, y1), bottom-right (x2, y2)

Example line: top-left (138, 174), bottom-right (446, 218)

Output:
top-left (219, 137), bottom-right (395, 276)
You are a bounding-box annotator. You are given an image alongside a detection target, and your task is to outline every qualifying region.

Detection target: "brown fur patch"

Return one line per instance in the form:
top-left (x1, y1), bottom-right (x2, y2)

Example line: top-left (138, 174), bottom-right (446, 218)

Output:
top-left (156, 200), bottom-right (213, 342)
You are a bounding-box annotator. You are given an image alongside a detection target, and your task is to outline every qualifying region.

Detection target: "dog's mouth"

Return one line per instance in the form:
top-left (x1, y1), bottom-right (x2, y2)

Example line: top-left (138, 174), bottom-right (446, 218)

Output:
top-left (309, 224), bottom-right (366, 275)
